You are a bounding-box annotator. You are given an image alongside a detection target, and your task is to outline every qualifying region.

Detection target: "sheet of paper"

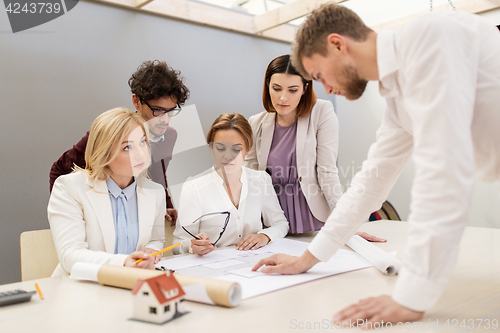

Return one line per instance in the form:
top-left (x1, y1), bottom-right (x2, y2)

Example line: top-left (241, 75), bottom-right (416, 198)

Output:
top-left (157, 238), bottom-right (378, 300)
top-left (156, 249), bottom-right (240, 270)
top-left (202, 259), bottom-right (247, 270)
top-left (226, 267), bottom-right (263, 278)
top-left (250, 238), bottom-right (310, 257)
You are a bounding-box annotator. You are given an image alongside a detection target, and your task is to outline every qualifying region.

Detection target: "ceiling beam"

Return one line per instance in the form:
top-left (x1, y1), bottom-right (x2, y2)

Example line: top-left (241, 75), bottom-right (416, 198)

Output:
top-left (372, 0), bottom-right (500, 31)
top-left (91, 0), bottom-right (295, 43)
top-left (258, 23), bottom-right (296, 42)
top-left (254, 0), bottom-right (347, 33)
top-left (86, 0), bottom-right (500, 45)
top-left (92, 0), bottom-right (135, 7)
top-left (135, 0), bottom-right (155, 8)
top-left (141, 0), bottom-right (255, 33)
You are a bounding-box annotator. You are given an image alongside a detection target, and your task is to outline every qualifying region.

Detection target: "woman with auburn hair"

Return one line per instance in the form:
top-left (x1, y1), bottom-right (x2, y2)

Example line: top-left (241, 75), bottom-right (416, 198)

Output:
top-left (173, 113), bottom-right (289, 255)
top-left (246, 55), bottom-right (384, 241)
top-left (48, 108), bottom-right (166, 276)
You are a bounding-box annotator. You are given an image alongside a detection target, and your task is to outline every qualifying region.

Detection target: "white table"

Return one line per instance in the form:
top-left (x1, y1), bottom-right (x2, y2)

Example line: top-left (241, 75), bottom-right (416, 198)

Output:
top-left (1, 221), bottom-right (499, 332)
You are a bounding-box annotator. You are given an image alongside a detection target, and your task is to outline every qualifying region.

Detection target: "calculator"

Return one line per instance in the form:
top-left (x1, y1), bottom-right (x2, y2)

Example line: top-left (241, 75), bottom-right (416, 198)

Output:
top-left (0, 289), bottom-right (37, 307)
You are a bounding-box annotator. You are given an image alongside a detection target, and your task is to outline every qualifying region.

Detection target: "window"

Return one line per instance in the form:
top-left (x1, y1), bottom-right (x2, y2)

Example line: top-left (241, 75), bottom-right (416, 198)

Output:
top-left (164, 305), bottom-right (170, 313)
top-left (149, 307), bottom-right (157, 314)
top-left (143, 291), bottom-right (149, 296)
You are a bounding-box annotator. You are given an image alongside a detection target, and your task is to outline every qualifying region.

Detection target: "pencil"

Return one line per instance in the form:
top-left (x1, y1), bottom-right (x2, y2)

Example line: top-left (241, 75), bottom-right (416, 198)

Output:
top-left (135, 242), bottom-right (182, 265)
top-left (35, 283), bottom-right (44, 300)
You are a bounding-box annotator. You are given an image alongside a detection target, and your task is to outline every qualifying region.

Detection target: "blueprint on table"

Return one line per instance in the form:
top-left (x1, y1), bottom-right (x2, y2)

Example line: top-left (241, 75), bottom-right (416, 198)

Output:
top-left (156, 238), bottom-right (373, 299)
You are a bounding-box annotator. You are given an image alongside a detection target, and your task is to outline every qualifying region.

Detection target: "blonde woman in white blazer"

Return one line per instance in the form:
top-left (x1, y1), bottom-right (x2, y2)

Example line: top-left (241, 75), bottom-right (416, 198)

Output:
top-left (48, 108), bottom-right (165, 276)
top-left (246, 55), bottom-right (384, 241)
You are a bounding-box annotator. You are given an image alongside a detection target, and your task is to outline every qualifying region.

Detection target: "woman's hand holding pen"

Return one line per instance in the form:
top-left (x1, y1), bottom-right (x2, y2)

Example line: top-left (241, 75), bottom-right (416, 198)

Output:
top-left (124, 251), bottom-right (155, 269)
top-left (190, 233), bottom-right (216, 255)
top-left (139, 247), bottom-right (162, 263)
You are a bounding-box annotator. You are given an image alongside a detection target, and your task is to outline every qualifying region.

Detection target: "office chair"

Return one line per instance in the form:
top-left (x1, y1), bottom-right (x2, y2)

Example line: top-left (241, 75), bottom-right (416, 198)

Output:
top-left (369, 201), bottom-right (401, 221)
top-left (20, 229), bottom-right (59, 281)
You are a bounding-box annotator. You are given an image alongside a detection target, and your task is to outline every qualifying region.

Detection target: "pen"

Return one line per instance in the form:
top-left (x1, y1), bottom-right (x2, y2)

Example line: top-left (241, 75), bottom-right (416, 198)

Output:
top-left (35, 283), bottom-right (44, 300)
top-left (135, 242), bottom-right (182, 265)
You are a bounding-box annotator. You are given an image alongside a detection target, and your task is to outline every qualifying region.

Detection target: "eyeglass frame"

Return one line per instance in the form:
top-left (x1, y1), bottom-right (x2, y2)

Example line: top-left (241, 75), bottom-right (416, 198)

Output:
top-left (144, 101), bottom-right (182, 118)
top-left (181, 211), bottom-right (231, 246)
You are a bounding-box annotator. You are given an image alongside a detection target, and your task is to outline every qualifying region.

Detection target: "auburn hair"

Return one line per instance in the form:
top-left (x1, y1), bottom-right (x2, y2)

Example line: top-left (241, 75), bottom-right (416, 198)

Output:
top-left (206, 113), bottom-right (253, 150)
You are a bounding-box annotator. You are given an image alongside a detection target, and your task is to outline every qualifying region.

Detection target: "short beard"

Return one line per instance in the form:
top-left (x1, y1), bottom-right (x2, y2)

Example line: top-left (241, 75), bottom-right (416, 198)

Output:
top-left (342, 64), bottom-right (368, 100)
top-left (149, 124), bottom-right (168, 138)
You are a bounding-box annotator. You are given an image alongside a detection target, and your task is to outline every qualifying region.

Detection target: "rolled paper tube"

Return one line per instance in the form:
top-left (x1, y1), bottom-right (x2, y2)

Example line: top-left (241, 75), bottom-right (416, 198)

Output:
top-left (96, 264), bottom-right (241, 307)
top-left (97, 264), bottom-right (164, 289)
top-left (345, 235), bottom-right (402, 276)
top-left (173, 273), bottom-right (241, 308)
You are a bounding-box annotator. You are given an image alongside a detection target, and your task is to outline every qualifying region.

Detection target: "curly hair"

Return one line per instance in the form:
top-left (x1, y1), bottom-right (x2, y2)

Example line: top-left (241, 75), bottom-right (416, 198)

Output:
top-left (128, 60), bottom-right (190, 105)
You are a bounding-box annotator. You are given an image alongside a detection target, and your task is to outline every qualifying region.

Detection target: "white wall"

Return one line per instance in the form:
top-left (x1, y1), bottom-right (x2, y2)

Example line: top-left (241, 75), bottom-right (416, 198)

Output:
top-left (334, 82), bottom-right (415, 221)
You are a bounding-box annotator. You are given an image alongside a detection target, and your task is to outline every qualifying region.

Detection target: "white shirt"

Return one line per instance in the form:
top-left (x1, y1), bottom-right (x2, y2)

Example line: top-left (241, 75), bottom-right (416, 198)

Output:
top-left (149, 134), bottom-right (165, 143)
top-left (173, 167), bottom-right (289, 254)
top-left (308, 11), bottom-right (500, 311)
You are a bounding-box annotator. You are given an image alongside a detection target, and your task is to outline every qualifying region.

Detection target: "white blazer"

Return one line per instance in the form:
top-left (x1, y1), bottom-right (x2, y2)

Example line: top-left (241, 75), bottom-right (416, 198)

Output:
top-left (245, 99), bottom-right (342, 222)
top-left (48, 171), bottom-right (166, 276)
top-left (173, 167), bottom-right (289, 254)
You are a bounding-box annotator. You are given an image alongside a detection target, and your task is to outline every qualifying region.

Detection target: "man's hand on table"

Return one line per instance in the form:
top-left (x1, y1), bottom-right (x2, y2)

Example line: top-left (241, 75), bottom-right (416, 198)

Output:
top-left (356, 232), bottom-right (387, 243)
top-left (333, 295), bottom-right (424, 330)
top-left (251, 250), bottom-right (319, 274)
top-left (251, 230), bottom-right (385, 275)
top-left (251, 229), bottom-right (421, 330)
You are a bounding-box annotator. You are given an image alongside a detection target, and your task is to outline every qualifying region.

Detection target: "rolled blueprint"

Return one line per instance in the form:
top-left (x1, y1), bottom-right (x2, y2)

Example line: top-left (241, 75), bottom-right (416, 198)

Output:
top-left (97, 264), bottom-right (163, 288)
top-left (71, 263), bottom-right (241, 307)
top-left (345, 235), bottom-right (402, 275)
top-left (173, 274), bottom-right (241, 308)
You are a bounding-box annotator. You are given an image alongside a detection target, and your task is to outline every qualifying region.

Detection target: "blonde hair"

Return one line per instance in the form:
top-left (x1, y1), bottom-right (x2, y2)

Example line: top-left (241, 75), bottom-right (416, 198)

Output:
top-left (206, 113), bottom-right (253, 151)
top-left (77, 108), bottom-right (150, 182)
top-left (292, 3), bottom-right (372, 79)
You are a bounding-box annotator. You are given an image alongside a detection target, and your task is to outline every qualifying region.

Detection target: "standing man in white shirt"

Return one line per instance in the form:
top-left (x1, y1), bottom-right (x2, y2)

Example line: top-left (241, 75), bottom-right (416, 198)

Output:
top-left (253, 3), bottom-right (500, 326)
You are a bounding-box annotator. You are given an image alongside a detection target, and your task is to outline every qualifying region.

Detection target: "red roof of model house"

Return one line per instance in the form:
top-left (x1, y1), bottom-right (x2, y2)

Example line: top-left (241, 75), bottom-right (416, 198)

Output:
top-left (131, 272), bottom-right (186, 304)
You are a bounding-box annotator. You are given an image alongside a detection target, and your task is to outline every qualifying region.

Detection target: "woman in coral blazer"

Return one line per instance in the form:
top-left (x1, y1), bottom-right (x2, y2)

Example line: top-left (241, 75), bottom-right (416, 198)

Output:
top-left (48, 108), bottom-right (165, 276)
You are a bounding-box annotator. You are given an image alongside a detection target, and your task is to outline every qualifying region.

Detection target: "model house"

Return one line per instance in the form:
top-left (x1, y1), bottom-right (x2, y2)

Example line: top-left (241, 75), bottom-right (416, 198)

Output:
top-left (131, 272), bottom-right (187, 324)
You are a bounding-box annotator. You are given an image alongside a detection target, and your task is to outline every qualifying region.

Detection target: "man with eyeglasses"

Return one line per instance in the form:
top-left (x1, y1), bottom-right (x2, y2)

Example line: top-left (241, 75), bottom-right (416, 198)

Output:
top-left (49, 60), bottom-right (190, 225)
